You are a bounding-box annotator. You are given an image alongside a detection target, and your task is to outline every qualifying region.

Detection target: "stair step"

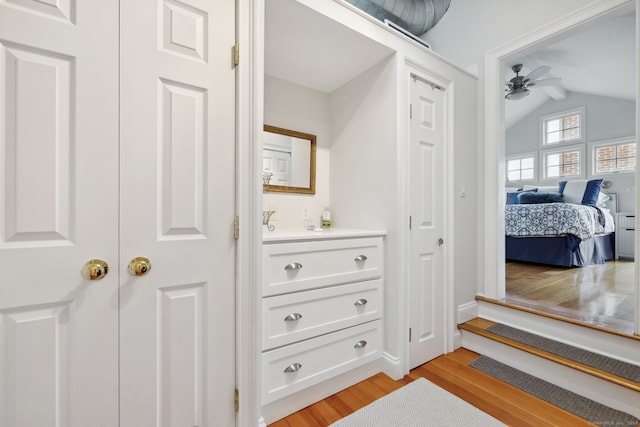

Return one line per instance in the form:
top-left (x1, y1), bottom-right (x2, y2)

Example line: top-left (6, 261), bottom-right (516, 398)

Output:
top-left (459, 318), bottom-right (640, 393)
top-left (475, 295), bottom-right (640, 341)
top-left (469, 355), bottom-right (640, 426)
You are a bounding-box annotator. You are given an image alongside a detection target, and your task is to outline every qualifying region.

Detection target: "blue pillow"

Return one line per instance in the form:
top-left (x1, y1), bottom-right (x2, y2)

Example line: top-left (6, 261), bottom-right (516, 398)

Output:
top-left (506, 188), bottom-right (537, 205)
top-left (559, 179), bottom-right (603, 206)
top-left (506, 192), bottom-right (520, 204)
top-left (518, 192), bottom-right (563, 204)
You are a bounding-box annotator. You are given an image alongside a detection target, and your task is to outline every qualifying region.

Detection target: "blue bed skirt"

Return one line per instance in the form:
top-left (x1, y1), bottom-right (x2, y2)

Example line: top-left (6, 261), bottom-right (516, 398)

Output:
top-left (505, 233), bottom-right (615, 267)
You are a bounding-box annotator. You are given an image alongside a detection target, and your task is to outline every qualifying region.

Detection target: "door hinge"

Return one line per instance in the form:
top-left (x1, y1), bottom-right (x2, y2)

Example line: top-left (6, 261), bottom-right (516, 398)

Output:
top-left (233, 42), bottom-right (239, 67)
top-left (233, 215), bottom-right (240, 240)
top-left (409, 215), bottom-right (412, 230)
top-left (234, 388), bottom-right (239, 413)
top-left (409, 328), bottom-right (412, 342)
top-left (409, 103), bottom-right (412, 119)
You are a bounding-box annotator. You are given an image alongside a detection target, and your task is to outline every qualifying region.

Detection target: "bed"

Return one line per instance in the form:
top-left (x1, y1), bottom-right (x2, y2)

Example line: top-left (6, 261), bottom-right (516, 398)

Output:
top-left (504, 180), bottom-right (616, 267)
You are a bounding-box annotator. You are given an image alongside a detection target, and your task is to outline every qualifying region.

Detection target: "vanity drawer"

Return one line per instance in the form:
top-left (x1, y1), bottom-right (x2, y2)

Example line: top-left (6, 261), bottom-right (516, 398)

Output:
top-left (262, 279), bottom-right (382, 350)
top-left (262, 320), bottom-right (381, 404)
top-left (263, 237), bottom-right (383, 296)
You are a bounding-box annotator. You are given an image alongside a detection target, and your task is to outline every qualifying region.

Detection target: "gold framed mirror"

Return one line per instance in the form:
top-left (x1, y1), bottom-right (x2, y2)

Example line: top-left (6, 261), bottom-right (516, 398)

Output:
top-left (262, 125), bottom-right (316, 194)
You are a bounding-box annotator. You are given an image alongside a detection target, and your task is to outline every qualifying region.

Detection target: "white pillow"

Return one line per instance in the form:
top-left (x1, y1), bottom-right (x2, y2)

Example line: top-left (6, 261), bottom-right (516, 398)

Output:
top-left (561, 179), bottom-right (603, 206)
top-left (596, 192), bottom-right (610, 207)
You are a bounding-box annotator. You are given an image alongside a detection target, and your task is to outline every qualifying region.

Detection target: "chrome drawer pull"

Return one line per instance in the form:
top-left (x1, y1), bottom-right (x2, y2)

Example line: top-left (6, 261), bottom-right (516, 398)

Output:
top-left (354, 255), bottom-right (368, 262)
top-left (354, 298), bottom-right (368, 306)
top-left (284, 262), bottom-right (303, 271)
top-left (284, 363), bottom-right (302, 373)
top-left (354, 340), bottom-right (367, 349)
top-left (284, 313), bottom-right (302, 322)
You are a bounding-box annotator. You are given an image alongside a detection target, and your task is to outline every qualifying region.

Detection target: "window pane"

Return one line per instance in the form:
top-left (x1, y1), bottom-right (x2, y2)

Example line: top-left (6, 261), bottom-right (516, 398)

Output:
top-left (563, 114), bottom-right (580, 130)
top-left (521, 169), bottom-right (534, 180)
top-left (546, 119), bottom-right (560, 133)
top-left (563, 127), bottom-right (580, 141)
top-left (507, 171), bottom-right (521, 181)
top-left (617, 143), bottom-right (636, 159)
top-left (547, 153), bottom-right (560, 166)
top-left (543, 112), bottom-right (582, 145)
top-left (596, 159), bottom-right (616, 174)
top-left (507, 159), bottom-right (520, 171)
top-left (547, 165), bottom-right (560, 177)
top-left (617, 156), bottom-right (636, 171)
top-left (594, 142), bottom-right (636, 174)
top-left (521, 157), bottom-right (534, 169)
top-left (596, 146), bottom-right (616, 161)
top-left (547, 131), bottom-right (561, 144)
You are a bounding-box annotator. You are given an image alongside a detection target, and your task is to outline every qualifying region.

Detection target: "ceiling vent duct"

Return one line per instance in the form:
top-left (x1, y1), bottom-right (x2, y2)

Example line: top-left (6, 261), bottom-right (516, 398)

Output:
top-left (344, 0), bottom-right (451, 36)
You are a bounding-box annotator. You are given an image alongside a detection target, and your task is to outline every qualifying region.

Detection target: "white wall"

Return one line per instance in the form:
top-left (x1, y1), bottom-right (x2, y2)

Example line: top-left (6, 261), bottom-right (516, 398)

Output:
top-left (506, 91), bottom-right (636, 211)
top-left (422, 0), bottom-right (586, 71)
top-left (263, 75), bottom-right (331, 231)
top-left (330, 55), bottom-right (400, 356)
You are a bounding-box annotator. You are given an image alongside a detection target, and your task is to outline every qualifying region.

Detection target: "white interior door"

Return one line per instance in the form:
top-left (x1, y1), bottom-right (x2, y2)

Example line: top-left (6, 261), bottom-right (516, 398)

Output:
top-left (0, 1), bottom-right (119, 426)
top-left (263, 149), bottom-right (292, 185)
top-left (408, 75), bottom-right (447, 369)
top-left (119, 0), bottom-right (237, 426)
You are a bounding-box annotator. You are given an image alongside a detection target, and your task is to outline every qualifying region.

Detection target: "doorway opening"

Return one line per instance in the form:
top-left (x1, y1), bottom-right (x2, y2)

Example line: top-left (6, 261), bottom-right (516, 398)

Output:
top-left (485, 1), bottom-right (639, 336)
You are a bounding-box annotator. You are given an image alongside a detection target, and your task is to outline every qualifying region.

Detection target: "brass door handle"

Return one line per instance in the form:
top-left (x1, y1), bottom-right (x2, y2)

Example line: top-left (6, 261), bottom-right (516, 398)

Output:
top-left (82, 259), bottom-right (109, 281)
top-left (128, 257), bottom-right (152, 276)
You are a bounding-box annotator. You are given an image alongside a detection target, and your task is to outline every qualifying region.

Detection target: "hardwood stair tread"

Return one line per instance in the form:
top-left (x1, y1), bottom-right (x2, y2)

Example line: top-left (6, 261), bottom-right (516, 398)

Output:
top-left (459, 317), bottom-right (640, 393)
top-left (476, 295), bottom-right (640, 342)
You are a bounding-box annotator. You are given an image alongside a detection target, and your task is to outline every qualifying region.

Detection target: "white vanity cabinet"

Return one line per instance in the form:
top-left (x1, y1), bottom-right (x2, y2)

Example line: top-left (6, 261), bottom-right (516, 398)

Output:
top-left (261, 230), bottom-right (385, 420)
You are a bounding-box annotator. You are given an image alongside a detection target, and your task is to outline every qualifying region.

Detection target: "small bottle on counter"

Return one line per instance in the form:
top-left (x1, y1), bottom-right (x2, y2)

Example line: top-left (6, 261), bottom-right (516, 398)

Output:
top-left (321, 207), bottom-right (332, 228)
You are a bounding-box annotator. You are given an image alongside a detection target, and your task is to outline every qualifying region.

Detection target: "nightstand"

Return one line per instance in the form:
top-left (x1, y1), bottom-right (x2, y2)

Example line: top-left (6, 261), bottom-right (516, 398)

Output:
top-left (615, 212), bottom-right (635, 260)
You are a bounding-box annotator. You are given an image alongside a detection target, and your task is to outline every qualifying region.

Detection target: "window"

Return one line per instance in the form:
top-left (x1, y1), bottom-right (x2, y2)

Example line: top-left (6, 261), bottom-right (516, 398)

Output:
top-left (593, 139), bottom-right (636, 175)
top-left (541, 107), bottom-right (585, 146)
top-left (506, 154), bottom-right (536, 183)
top-left (543, 147), bottom-right (583, 179)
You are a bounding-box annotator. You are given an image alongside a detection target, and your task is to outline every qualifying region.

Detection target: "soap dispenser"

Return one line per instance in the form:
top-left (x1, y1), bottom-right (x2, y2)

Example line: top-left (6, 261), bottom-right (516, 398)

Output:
top-left (321, 207), bottom-right (332, 228)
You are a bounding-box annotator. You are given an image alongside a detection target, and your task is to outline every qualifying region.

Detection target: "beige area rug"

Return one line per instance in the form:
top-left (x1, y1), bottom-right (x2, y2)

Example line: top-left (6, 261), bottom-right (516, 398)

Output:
top-left (329, 377), bottom-right (505, 427)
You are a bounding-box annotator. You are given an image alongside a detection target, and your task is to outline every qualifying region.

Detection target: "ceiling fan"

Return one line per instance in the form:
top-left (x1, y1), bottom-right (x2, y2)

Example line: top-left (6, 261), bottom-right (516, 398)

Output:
top-left (505, 64), bottom-right (561, 100)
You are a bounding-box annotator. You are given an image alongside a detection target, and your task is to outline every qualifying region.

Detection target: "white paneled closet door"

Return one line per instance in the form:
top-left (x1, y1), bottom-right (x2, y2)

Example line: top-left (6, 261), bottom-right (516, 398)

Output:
top-left (408, 75), bottom-right (447, 370)
top-left (0, 0), bottom-right (237, 425)
top-left (0, 1), bottom-right (119, 426)
top-left (119, 0), bottom-right (237, 426)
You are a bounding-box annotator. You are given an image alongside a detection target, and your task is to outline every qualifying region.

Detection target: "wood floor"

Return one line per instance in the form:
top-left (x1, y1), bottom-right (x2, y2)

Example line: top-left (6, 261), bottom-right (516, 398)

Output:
top-left (505, 260), bottom-right (635, 334)
top-left (268, 348), bottom-right (610, 427)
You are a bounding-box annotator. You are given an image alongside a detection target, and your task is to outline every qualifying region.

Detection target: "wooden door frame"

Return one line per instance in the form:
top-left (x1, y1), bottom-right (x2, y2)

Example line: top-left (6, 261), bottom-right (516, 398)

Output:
top-left (482, 0), bottom-right (639, 335)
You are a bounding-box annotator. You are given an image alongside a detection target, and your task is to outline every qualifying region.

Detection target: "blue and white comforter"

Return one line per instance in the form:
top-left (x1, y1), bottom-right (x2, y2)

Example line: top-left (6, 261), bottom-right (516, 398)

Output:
top-left (505, 203), bottom-right (615, 240)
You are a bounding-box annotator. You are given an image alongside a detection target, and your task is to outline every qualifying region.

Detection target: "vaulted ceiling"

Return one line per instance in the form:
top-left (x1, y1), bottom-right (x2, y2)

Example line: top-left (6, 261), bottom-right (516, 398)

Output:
top-left (504, 11), bottom-right (635, 128)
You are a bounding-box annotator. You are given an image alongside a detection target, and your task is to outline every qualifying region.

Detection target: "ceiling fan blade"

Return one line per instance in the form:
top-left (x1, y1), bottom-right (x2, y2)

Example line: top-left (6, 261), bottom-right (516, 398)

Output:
top-left (524, 65), bottom-right (551, 82)
top-left (527, 77), bottom-right (561, 88)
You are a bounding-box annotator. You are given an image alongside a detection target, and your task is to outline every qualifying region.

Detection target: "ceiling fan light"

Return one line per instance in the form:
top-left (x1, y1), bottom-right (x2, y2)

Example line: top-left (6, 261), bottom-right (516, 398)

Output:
top-left (505, 87), bottom-right (529, 100)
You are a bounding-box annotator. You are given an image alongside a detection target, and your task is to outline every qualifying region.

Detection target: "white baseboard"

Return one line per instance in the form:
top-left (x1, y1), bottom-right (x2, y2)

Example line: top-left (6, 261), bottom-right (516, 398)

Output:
top-left (457, 300), bottom-right (478, 324)
top-left (452, 329), bottom-right (462, 349)
top-left (382, 351), bottom-right (404, 380)
top-left (257, 417), bottom-right (267, 427)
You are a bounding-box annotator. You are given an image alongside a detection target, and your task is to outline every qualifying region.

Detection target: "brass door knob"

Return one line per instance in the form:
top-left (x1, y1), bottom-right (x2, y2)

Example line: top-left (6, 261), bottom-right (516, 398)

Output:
top-left (82, 259), bottom-right (109, 280)
top-left (128, 257), bottom-right (152, 276)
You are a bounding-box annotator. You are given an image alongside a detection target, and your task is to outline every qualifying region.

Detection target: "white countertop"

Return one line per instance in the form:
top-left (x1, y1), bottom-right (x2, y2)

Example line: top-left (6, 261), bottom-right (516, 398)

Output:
top-left (263, 228), bottom-right (386, 243)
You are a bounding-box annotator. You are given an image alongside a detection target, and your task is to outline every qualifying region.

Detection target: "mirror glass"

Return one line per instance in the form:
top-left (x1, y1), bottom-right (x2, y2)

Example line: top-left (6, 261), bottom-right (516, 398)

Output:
top-left (262, 125), bottom-right (316, 194)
